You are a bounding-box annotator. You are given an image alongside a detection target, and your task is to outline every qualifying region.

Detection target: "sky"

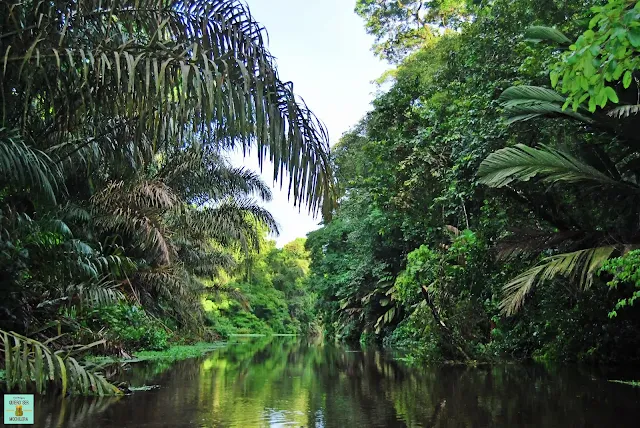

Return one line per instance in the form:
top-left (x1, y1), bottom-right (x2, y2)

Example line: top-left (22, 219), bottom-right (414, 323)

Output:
top-left (228, 0), bottom-right (388, 247)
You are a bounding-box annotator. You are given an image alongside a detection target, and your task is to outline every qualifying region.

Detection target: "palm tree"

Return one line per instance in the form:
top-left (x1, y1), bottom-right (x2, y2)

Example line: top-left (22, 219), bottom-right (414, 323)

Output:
top-left (0, 0), bottom-right (335, 215)
top-left (478, 81), bottom-right (640, 314)
top-left (1, 0), bottom-right (334, 320)
top-left (0, 1), bottom-right (335, 394)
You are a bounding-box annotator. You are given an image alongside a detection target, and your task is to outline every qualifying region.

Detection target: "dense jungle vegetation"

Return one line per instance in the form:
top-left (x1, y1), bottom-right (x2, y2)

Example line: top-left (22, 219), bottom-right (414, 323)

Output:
top-left (3, 0), bottom-right (640, 398)
top-left (307, 0), bottom-right (640, 364)
top-left (0, 0), bottom-right (330, 395)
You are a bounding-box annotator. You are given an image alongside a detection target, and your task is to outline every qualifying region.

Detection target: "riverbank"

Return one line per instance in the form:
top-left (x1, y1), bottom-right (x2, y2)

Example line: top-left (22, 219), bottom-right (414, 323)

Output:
top-left (87, 341), bottom-right (226, 365)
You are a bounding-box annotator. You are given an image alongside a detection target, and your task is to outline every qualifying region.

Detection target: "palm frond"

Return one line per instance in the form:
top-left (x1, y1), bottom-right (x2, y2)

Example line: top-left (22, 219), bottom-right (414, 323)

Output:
top-left (495, 228), bottom-right (583, 259)
top-left (478, 144), bottom-right (625, 189)
top-left (67, 277), bottom-right (126, 308)
top-left (94, 208), bottom-right (175, 265)
top-left (59, 203), bottom-right (91, 224)
top-left (229, 198), bottom-right (280, 235)
top-left (607, 104), bottom-right (640, 119)
top-left (499, 86), bottom-right (593, 124)
top-left (158, 147), bottom-right (273, 204)
top-left (501, 246), bottom-right (616, 315)
top-left (94, 180), bottom-right (180, 212)
top-left (0, 128), bottom-right (61, 203)
top-left (523, 26), bottom-right (571, 45)
top-left (1, 330), bottom-right (121, 396)
top-left (92, 180), bottom-right (178, 265)
top-left (135, 267), bottom-right (206, 329)
top-left (38, 277), bottom-right (125, 310)
top-left (179, 198), bottom-right (279, 252)
top-left (221, 167), bottom-right (273, 202)
top-left (1, 0), bottom-right (334, 213)
top-left (500, 86), bottom-right (567, 103)
top-left (174, 239), bottom-right (237, 276)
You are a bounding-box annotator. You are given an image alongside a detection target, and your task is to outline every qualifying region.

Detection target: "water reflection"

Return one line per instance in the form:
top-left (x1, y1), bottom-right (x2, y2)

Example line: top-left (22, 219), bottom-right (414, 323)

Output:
top-left (34, 336), bottom-right (640, 427)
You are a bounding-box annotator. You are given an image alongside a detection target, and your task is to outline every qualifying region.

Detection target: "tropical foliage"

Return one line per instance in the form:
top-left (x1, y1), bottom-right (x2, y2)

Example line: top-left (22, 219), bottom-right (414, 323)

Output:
top-left (0, 0), bottom-right (331, 395)
top-left (205, 236), bottom-right (317, 337)
top-left (354, 0), bottom-right (472, 62)
top-left (308, 0), bottom-right (640, 363)
top-left (1, 329), bottom-right (121, 396)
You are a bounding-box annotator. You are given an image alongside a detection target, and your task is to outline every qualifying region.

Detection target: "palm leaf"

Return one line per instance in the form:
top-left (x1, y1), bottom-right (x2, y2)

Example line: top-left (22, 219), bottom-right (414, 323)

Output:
top-left (501, 246), bottom-right (616, 315)
top-left (499, 86), bottom-right (593, 124)
top-left (478, 144), bottom-right (625, 189)
top-left (607, 104), bottom-right (640, 119)
top-left (0, 128), bottom-right (60, 203)
top-left (92, 180), bottom-right (179, 265)
top-left (495, 228), bottom-right (584, 259)
top-left (1, 0), bottom-right (334, 214)
top-left (180, 197), bottom-right (279, 251)
top-left (500, 86), bottom-right (567, 103)
top-left (157, 147), bottom-right (273, 204)
top-left (523, 26), bottom-right (571, 45)
top-left (0, 330), bottom-right (121, 396)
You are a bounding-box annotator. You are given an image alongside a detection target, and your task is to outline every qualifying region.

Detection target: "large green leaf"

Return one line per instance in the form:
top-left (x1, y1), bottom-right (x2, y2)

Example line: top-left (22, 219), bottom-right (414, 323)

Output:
top-left (523, 26), bottom-right (571, 44)
top-left (0, 330), bottom-right (121, 396)
top-left (0, 128), bottom-right (60, 203)
top-left (478, 144), bottom-right (625, 188)
top-left (499, 86), bottom-right (593, 124)
top-left (501, 247), bottom-right (616, 315)
top-left (1, 0), bottom-right (335, 214)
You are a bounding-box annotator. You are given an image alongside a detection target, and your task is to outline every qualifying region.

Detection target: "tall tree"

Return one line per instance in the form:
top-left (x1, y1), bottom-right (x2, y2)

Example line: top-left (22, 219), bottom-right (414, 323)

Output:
top-left (0, 0), bottom-right (335, 382)
top-left (355, 0), bottom-right (472, 62)
top-left (0, 0), bottom-right (335, 216)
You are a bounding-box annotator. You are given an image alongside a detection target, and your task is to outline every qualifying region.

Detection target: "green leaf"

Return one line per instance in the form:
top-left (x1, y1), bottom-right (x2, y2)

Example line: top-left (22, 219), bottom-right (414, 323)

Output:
top-left (628, 29), bottom-right (640, 47)
top-left (0, 329), bottom-right (119, 396)
top-left (478, 144), bottom-right (623, 189)
top-left (501, 247), bottom-right (617, 315)
top-left (524, 26), bottom-right (571, 44)
top-left (604, 86), bottom-right (620, 104)
top-left (623, 70), bottom-right (633, 88)
top-left (613, 63), bottom-right (625, 80)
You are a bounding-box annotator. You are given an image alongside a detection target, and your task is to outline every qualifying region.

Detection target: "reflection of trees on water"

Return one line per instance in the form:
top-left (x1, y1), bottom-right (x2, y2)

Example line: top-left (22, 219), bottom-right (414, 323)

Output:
top-left (34, 337), bottom-right (640, 427)
top-left (35, 396), bottom-right (121, 428)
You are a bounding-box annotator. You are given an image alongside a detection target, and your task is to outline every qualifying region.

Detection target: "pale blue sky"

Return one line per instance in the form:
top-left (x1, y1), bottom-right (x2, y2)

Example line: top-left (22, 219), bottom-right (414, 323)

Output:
top-left (230, 0), bottom-right (388, 247)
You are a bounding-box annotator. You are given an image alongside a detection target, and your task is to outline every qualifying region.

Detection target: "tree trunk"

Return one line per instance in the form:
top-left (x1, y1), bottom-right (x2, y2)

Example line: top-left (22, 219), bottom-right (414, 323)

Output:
top-left (421, 285), bottom-right (470, 361)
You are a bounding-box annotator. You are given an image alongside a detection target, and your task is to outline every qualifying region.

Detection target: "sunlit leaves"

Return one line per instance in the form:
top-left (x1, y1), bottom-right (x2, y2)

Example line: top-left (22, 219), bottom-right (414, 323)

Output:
top-left (551, 0), bottom-right (639, 112)
top-left (354, 0), bottom-right (470, 62)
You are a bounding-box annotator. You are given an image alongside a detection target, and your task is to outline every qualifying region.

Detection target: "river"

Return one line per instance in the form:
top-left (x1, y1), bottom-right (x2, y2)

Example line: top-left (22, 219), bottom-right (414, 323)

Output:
top-left (33, 336), bottom-right (640, 427)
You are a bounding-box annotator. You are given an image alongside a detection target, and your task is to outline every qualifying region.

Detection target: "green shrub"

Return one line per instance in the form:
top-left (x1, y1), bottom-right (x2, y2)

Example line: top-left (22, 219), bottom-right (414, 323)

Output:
top-left (383, 307), bottom-right (443, 363)
top-left (84, 303), bottom-right (170, 351)
top-left (206, 315), bottom-right (237, 338)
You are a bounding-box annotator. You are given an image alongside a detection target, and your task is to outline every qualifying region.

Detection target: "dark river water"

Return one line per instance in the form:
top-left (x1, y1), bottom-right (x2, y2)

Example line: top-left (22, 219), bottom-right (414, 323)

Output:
top-left (33, 336), bottom-right (640, 427)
